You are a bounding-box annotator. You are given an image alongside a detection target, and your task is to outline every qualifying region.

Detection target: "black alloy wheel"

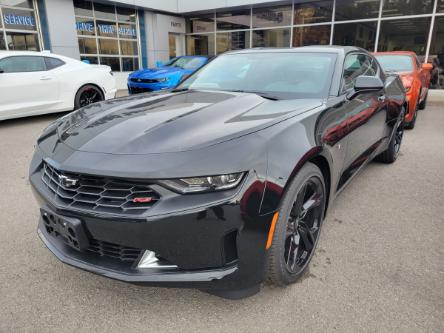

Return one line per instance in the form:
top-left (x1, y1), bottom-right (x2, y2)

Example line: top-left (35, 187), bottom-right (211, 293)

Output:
top-left (266, 162), bottom-right (326, 285)
top-left (284, 177), bottom-right (324, 274)
top-left (75, 85), bottom-right (104, 109)
top-left (376, 107), bottom-right (405, 163)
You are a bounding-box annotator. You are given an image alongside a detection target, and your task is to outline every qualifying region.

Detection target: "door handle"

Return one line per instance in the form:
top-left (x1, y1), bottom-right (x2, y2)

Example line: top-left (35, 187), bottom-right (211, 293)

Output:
top-left (40, 76), bottom-right (52, 80)
top-left (378, 95), bottom-right (386, 102)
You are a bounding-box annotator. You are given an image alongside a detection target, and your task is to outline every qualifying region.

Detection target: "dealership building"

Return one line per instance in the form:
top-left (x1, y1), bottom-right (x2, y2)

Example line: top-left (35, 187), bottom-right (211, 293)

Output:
top-left (1, 0), bottom-right (443, 89)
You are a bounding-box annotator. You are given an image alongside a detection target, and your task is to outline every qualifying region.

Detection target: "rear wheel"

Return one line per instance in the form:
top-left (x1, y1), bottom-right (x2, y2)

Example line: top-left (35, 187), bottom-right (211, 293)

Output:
top-left (74, 85), bottom-right (104, 109)
top-left (266, 162), bottom-right (326, 286)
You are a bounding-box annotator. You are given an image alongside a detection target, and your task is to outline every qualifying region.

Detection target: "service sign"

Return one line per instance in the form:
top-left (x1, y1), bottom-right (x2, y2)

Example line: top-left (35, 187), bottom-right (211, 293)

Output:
top-left (3, 9), bottom-right (37, 31)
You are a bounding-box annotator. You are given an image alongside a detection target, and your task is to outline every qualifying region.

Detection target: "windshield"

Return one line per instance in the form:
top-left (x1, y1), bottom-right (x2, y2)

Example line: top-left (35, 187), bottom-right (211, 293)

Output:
top-left (177, 52), bottom-right (337, 99)
top-left (375, 55), bottom-right (414, 73)
top-left (164, 57), bottom-right (205, 70)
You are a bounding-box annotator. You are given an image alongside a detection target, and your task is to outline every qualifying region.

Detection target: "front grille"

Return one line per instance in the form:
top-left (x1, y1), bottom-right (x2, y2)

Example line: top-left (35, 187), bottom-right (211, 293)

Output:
top-left (41, 162), bottom-right (160, 215)
top-left (128, 86), bottom-right (153, 94)
top-left (87, 239), bottom-right (143, 263)
top-left (130, 78), bottom-right (158, 83)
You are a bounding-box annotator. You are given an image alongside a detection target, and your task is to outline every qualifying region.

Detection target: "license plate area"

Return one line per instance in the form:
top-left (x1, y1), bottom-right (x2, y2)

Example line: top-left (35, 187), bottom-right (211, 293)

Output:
top-left (40, 208), bottom-right (90, 251)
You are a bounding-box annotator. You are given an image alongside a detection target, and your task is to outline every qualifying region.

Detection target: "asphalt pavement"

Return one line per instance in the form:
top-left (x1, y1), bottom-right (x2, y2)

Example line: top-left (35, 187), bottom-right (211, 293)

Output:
top-left (0, 103), bottom-right (443, 332)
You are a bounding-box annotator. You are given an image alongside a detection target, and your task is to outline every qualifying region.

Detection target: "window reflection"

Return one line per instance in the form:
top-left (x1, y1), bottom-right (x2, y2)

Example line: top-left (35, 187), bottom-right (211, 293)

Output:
top-left (378, 18), bottom-right (431, 56)
top-left (252, 5), bottom-right (292, 28)
top-left (382, 0), bottom-right (433, 17)
top-left (99, 57), bottom-right (120, 71)
top-left (294, 0), bottom-right (333, 25)
top-left (333, 22), bottom-right (377, 52)
top-left (73, 0), bottom-right (93, 17)
top-left (217, 31), bottom-right (250, 53)
top-left (252, 28), bottom-right (290, 47)
top-left (216, 10), bottom-right (250, 30)
top-left (293, 25), bottom-right (330, 47)
top-left (78, 37), bottom-right (97, 54)
top-left (335, 0), bottom-right (380, 21)
top-left (187, 34), bottom-right (215, 56)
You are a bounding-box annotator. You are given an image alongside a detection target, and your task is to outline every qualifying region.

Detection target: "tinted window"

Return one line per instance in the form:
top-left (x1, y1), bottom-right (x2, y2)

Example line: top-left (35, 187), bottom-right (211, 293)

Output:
top-left (375, 55), bottom-right (414, 72)
top-left (0, 56), bottom-right (45, 72)
top-left (44, 57), bottom-right (65, 70)
top-left (342, 54), bottom-right (376, 91)
top-left (178, 52), bottom-right (337, 100)
top-left (166, 57), bottom-right (206, 70)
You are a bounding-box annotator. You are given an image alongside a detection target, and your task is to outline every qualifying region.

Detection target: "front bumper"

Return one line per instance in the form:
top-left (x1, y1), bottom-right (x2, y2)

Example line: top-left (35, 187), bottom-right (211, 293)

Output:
top-left (127, 81), bottom-right (171, 94)
top-left (30, 151), bottom-right (273, 291)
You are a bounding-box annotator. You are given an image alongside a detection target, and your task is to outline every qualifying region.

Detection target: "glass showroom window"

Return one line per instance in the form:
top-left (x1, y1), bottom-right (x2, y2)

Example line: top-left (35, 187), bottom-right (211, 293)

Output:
top-left (378, 17), bottom-right (431, 56)
top-left (73, 0), bottom-right (140, 72)
top-left (216, 31), bottom-right (250, 53)
top-left (252, 4), bottom-right (292, 28)
top-left (252, 28), bottom-right (290, 47)
top-left (335, 0), bottom-right (380, 21)
top-left (333, 21), bottom-right (377, 52)
top-left (0, 0), bottom-right (42, 51)
top-left (293, 25), bottom-right (331, 47)
top-left (381, 0), bottom-right (434, 17)
top-left (186, 34), bottom-right (215, 56)
top-left (429, 17), bottom-right (444, 89)
top-left (293, 0), bottom-right (333, 25)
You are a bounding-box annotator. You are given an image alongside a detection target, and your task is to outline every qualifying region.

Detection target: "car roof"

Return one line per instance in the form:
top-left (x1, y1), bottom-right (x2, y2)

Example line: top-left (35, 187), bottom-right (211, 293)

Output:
top-left (0, 50), bottom-right (53, 56)
top-left (373, 51), bottom-right (417, 57)
top-left (224, 45), bottom-right (366, 55)
top-left (176, 55), bottom-right (208, 59)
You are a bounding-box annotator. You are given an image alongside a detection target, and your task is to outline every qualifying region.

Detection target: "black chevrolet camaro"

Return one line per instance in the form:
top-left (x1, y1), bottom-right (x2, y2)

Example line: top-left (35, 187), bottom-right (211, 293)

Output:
top-left (30, 46), bottom-right (406, 299)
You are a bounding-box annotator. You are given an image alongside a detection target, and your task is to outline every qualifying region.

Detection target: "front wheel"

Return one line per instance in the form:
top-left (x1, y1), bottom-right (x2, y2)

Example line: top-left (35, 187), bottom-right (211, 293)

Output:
top-left (418, 91), bottom-right (428, 110)
top-left (74, 85), bottom-right (104, 109)
top-left (376, 108), bottom-right (405, 164)
top-left (266, 162), bottom-right (326, 286)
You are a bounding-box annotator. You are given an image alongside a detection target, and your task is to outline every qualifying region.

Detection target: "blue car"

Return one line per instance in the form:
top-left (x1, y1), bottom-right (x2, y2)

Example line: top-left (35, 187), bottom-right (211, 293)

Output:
top-left (127, 56), bottom-right (208, 94)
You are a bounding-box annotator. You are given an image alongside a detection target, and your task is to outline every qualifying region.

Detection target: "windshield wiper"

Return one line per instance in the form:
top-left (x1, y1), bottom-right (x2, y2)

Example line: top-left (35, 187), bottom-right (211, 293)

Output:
top-left (227, 90), bottom-right (280, 100)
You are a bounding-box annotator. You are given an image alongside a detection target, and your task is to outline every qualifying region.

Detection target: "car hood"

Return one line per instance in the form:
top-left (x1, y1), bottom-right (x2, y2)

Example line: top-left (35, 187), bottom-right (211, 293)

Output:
top-left (56, 90), bottom-right (323, 155)
top-left (130, 67), bottom-right (187, 79)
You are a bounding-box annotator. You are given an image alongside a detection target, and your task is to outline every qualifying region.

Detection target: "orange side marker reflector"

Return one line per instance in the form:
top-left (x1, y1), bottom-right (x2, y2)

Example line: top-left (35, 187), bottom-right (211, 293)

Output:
top-left (266, 212), bottom-right (280, 250)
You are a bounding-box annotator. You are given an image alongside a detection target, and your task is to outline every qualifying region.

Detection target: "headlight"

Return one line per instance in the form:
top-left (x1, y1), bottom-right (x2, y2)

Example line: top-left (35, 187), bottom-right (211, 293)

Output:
top-left (158, 173), bottom-right (245, 194)
top-left (156, 77), bottom-right (169, 82)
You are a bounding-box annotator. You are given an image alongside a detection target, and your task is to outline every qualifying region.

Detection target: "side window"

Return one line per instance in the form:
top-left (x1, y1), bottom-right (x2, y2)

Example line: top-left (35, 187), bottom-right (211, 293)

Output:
top-left (0, 56), bottom-right (46, 73)
top-left (44, 57), bottom-right (65, 70)
top-left (342, 54), bottom-right (376, 92)
top-left (415, 57), bottom-right (421, 69)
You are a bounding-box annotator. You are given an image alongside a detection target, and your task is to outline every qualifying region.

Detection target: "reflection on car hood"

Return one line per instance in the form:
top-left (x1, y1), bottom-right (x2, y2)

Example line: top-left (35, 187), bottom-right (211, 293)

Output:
top-left (129, 66), bottom-right (189, 79)
top-left (57, 90), bottom-right (323, 155)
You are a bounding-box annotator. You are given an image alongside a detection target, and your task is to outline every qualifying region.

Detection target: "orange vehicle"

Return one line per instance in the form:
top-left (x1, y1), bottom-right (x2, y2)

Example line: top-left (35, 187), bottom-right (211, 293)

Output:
top-left (374, 51), bottom-right (432, 129)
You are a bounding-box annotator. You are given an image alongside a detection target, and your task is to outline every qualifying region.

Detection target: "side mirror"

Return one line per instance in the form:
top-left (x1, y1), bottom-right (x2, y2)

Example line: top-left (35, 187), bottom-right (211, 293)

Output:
top-left (347, 75), bottom-right (384, 100)
top-left (155, 60), bottom-right (164, 67)
top-left (422, 63), bottom-right (433, 70)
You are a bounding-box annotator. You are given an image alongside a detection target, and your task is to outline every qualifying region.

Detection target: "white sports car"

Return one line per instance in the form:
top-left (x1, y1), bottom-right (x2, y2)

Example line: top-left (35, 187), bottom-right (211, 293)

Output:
top-left (0, 51), bottom-right (117, 121)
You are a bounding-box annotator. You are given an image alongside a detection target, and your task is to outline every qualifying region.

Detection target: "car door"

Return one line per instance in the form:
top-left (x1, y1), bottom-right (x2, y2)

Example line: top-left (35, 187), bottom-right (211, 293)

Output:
top-left (0, 55), bottom-right (59, 119)
top-left (336, 53), bottom-right (388, 188)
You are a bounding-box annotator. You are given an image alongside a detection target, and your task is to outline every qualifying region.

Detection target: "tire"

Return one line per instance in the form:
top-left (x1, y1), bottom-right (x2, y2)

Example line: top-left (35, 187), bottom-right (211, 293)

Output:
top-left (404, 107), bottom-right (417, 130)
top-left (74, 85), bottom-right (104, 110)
top-left (376, 108), bottom-right (405, 164)
top-left (266, 162), bottom-right (326, 286)
top-left (418, 91), bottom-right (428, 110)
